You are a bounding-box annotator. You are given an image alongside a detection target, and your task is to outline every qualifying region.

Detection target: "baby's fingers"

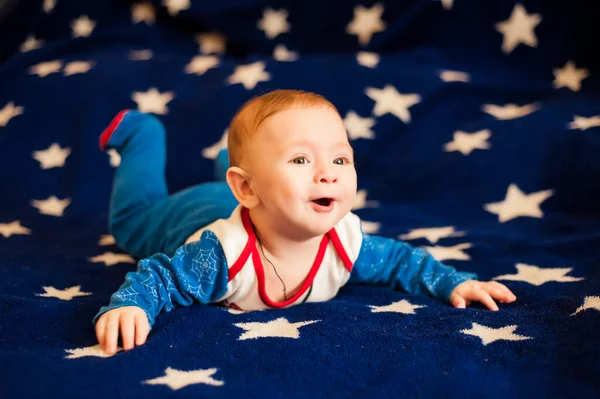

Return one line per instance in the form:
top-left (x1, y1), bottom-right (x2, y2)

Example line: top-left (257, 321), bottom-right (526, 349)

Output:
top-left (95, 315), bottom-right (106, 350)
top-left (120, 312), bottom-right (135, 350)
top-left (135, 314), bottom-right (150, 346)
top-left (104, 313), bottom-right (120, 355)
top-left (471, 288), bottom-right (499, 311)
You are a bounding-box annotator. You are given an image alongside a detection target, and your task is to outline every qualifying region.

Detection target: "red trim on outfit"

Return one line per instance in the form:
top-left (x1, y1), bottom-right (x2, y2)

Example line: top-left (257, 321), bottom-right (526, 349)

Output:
top-left (99, 109), bottom-right (130, 151)
top-left (327, 228), bottom-right (354, 272)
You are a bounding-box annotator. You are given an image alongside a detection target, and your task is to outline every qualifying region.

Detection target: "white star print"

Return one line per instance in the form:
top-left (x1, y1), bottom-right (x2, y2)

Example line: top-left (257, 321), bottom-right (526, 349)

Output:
top-left (369, 300), bottom-right (426, 314)
top-left (482, 103), bottom-right (539, 120)
top-left (421, 243), bottom-right (472, 261)
top-left (20, 35), bottom-right (44, 52)
top-left (131, 2), bottom-right (156, 25)
top-left (201, 129), bottom-right (228, 160)
top-left (571, 296), bottom-right (600, 316)
top-left (356, 51), bottom-right (379, 68)
top-left (273, 44), bottom-right (299, 62)
top-left (32, 143), bottom-right (71, 169)
top-left (346, 3), bottom-right (386, 46)
top-left (31, 196), bottom-right (71, 216)
top-left (553, 61), bottom-right (589, 92)
top-left (98, 234), bottom-right (116, 246)
top-left (36, 285), bottom-right (92, 301)
top-left (195, 32), bottom-right (227, 55)
top-left (43, 0), bottom-right (55, 13)
top-left (399, 226), bottom-right (465, 244)
top-left (29, 60), bottom-right (62, 77)
top-left (88, 252), bottom-right (136, 266)
top-left (132, 87), bottom-right (175, 115)
top-left (185, 55), bottom-right (220, 75)
top-left (107, 148), bottom-right (121, 167)
top-left (439, 70), bottom-right (470, 83)
top-left (444, 129), bottom-right (491, 155)
top-left (163, 0), bottom-right (190, 16)
top-left (234, 317), bottom-right (320, 340)
top-left (0, 102), bottom-right (24, 127)
top-left (71, 15), bottom-right (96, 38)
top-left (143, 367), bottom-right (224, 390)
top-left (344, 111), bottom-right (375, 140)
top-left (568, 115), bottom-right (600, 131)
top-left (257, 8), bottom-right (290, 39)
top-left (65, 344), bottom-right (122, 359)
top-left (0, 221), bottom-right (31, 238)
top-left (484, 183), bottom-right (553, 223)
top-left (129, 49), bottom-right (153, 61)
top-left (365, 84), bottom-right (421, 123)
top-left (461, 323), bottom-right (532, 345)
top-left (227, 61), bottom-right (271, 90)
top-left (361, 220), bottom-right (380, 234)
top-left (494, 263), bottom-right (584, 286)
top-left (353, 189), bottom-right (379, 210)
top-left (438, 0), bottom-right (454, 10)
top-left (495, 4), bottom-right (542, 54)
top-left (63, 61), bottom-right (94, 76)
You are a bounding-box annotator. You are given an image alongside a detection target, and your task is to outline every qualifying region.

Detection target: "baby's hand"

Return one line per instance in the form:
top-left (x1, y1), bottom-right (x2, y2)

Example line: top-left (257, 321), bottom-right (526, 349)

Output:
top-left (449, 280), bottom-right (517, 311)
top-left (95, 306), bottom-right (150, 355)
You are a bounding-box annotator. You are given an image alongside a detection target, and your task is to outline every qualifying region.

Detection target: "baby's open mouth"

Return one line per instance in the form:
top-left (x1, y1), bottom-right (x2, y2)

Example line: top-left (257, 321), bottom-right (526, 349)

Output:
top-left (312, 198), bottom-right (333, 206)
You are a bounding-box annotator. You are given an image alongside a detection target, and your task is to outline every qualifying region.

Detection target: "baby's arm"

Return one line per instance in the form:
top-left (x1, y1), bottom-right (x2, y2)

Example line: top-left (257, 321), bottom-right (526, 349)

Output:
top-left (93, 230), bottom-right (228, 355)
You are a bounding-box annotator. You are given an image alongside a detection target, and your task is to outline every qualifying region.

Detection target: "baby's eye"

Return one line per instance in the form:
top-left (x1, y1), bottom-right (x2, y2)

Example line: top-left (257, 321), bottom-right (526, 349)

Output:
top-left (292, 157), bottom-right (308, 164)
top-left (333, 157), bottom-right (350, 165)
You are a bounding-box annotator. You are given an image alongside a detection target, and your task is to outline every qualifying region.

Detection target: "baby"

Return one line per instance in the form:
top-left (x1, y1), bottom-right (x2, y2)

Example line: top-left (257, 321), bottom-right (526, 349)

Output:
top-left (94, 89), bottom-right (516, 355)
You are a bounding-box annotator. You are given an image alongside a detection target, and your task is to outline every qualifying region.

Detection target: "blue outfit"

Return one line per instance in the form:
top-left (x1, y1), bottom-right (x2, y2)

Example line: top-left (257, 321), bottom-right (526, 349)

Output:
top-left (94, 110), bottom-right (478, 328)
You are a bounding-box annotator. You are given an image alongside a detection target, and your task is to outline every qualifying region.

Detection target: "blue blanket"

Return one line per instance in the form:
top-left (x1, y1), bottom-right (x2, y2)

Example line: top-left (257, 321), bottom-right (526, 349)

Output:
top-left (1, 0), bottom-right (599, 397)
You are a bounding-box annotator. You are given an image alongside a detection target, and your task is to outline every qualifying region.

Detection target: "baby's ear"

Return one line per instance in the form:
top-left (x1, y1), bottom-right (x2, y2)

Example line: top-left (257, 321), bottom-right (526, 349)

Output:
top-left (226, 166), bottom-right (260, 209)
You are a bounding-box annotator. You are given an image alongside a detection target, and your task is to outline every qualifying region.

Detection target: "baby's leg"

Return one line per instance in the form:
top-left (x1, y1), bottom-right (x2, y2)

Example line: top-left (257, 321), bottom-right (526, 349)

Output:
top-left (100, 111), bottom-right (238, 258)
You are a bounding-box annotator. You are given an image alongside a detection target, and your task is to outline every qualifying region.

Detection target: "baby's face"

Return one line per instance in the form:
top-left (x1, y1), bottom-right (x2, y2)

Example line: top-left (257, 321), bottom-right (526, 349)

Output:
top-left (245, 106), bottom-right (357, 238)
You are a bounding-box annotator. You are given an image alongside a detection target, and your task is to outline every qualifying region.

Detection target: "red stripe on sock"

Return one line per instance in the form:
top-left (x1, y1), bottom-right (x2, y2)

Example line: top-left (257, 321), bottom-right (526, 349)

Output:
top-left (99, 110), bottom-right (130, 151)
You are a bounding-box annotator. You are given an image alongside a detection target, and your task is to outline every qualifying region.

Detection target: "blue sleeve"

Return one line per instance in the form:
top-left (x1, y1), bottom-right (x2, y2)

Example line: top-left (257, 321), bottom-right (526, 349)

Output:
top-left (92, 230), bottom-right (228, 328)
top-left (348, 232), bottom-right (478, 303)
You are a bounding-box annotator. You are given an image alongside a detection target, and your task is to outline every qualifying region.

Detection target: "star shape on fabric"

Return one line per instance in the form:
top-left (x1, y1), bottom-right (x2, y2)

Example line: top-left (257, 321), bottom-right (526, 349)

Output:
top-left (346, 3), bottom-right (386, 46)
top-left (369, 299), bottom-right (426, 314)
top-left (20, 35), bottom-right (44, 52)
top-left (37, 285), bottom-right (92, 301)
top-left (344, 111), bottom-right (375, 140)
top-left (65, 344), bottom-right (122, 359)
top-left (361, 220), bottom-right (380, 234)
top-left (352, 189), bottom-right (379, 210)
top-left (257, 8), bottom-right (290, 39)
top-left (132, 87), bottom-right (175, 115)
top-left (32, 143), bottom-right (71, 169)
top-left (195, 32), bottom-right (227, 55)
top-left (571, 296), bottom-right (600, 316)
top-left (481, 103), bottom-right (539, 120)
top-left (356, 51), bottom-right (379, 68)
top-left (29, 60), bottom-right (62, 77)
top-left (568, 115), bottom-right (600, 131)
top-left (438, 0), bottom-right (454, 10)
top-left (98, 234), bottom-right (116, 246)
top-left (31, 196), bottom-right (71, 216)
top-left (143, 367), bottom-right (224, 390)
top-left (365, 84), bottom-right (421, 123)
top-left (421, 243), bottom-right (472, 261)
top-left (0, 221), bottom-right (31, 238)
top-left (444, 129), bottom-right (491, 155)
top-left (484, 183), bottom-right (553, 223)
top-left (64, 61), bottom-right (94, 76)
top-left (185, 55), bottom-right (220, 75)
top-left (107, 149), bottom-right (121, 167)
top-left (234, 317), bottom-right (320, 340)
top-left (163, 0), bottom-right (190, 16)
top-left (71, 15), bottom-right (96, 38)
top-left (553, 61), bottom-right (589, 92)
top-left (129, 49), bottom-right (153, 61)
top-left (43, 0), bottom-right (55, 13)
top-left (461, 323), bottom-right (532, 345)
top-left (201, 129), bottom-right (228, 160)
top-left (131, 2), bottom-right (156, 25)
top-left (227, 61), bottom-right (271, 90)
top-left (273, 44), bottom-right (299, 62)
top-left (439, 70), bottom-right (470, 83)
top-left (88, 252), bottom-right (136, 266)
top-left (399, 226), bottom-right (466, 244)
top-left (0, 102), bottom-right (24, 127)
top-left (493, 263), bottom-right (584, 286)
top-left (495, 4), bottom-right (542, 54)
